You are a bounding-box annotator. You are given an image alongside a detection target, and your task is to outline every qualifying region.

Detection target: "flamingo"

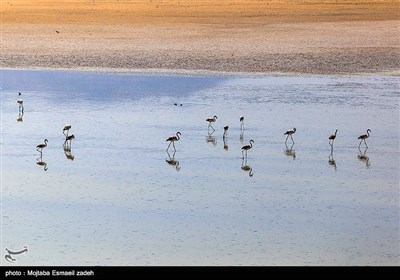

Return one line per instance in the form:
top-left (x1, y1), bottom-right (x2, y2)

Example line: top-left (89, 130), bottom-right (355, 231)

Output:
top-left (241, 139), bottom-right (254, 159)
top-left (206, 115), bottom-right (217, 132)
top-left (358, 129), bottom-right (371, 147)
top-left (329, 129), bottom-right (338, 147)
top-left (240, 116), bottom-right (244, 130)
top-left (166, 131), bottom-right (181, 151)
top-left (17, 92), bottom-right (24, 112)
top-left (64, 134), bottom-right (75, 147)
top-left (223, 125), bottom-right (229, 138)
top-left (36, 139), bottom-right (48, 153)
top-left (284, 127), bottom-right (296, 144)
top-left (63, 124), bottom-right (72, 136)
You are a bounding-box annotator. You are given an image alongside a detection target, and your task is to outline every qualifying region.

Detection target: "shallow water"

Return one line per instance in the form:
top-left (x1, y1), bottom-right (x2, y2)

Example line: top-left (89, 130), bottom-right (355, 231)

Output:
top-left (1, 69), bottom-right (399, 266)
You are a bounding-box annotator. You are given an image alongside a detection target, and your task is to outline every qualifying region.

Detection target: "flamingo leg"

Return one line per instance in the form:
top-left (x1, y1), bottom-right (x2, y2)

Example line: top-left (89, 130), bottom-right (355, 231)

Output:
top-left (364, 139), bottom-right (368, 148)
top-left (166, 141), bottom-right (172, 151)
top-left (358, 139), bottom-right (363, 147)
top-left (172, 141), bottom-right (176, 151)
top-left (285, 135), bottom-right (289, 144)
top-left (290, 135), bottom-right (294, 144)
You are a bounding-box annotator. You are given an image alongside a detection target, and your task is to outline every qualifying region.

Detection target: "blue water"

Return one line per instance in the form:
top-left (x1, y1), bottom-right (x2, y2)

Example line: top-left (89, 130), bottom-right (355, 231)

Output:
top-left (1, 69), bottom-right (399, 265)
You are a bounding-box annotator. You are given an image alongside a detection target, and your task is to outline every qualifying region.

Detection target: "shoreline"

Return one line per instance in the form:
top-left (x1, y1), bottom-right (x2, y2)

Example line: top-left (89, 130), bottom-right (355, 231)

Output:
top-left (2, 66), bottom-right (400, 78)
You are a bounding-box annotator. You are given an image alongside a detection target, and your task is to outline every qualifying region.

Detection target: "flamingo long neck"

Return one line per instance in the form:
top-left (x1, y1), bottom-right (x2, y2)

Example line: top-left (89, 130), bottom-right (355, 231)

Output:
top-left (176, 133), bottom-right (180, 140)
top-left (367, 130), bottom-right (370, 137)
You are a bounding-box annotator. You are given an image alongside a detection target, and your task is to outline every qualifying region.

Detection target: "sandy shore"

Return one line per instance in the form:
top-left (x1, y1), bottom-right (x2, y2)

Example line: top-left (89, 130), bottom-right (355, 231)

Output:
top-left (1, 0), bottom-right (399, 74)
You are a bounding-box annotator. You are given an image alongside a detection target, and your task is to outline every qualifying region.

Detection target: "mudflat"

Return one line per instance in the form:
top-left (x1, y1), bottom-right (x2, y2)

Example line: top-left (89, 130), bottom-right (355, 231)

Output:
top-left (1, 0), bottom-right (399, 74)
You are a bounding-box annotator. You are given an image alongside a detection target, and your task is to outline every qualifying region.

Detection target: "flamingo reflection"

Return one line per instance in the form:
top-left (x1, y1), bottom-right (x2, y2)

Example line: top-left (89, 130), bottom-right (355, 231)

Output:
top-left (63, 144), bottom-right (75, 161)
top-left (358, 147), bottom-right (370, 168)
top-left (241, 157), bottom-right (254, 177)
top-left (328, 148), bottom-right (337, 171)
top-left (223, 135), bottom-right (228, 151)
top-left (17, 110), bottom-right (24, 122)
top-left (284, 143), bottom-right (296, 159)
top-left (166, 150), bottom-right (181, 171)
top-left (206, 131), bottom-right (217, 146)
top-left (36, 155), bottom-right (48, 171)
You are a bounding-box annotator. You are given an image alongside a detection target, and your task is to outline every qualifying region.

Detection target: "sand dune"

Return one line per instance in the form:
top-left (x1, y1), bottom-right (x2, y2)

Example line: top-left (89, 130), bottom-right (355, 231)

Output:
top-left (1, 0), bottom-right (399, 74)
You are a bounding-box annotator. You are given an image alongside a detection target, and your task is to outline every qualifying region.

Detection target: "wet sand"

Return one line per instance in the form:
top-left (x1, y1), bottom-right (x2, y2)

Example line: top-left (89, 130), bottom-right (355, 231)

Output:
top-left (1, 0), bottom-right (399, 74)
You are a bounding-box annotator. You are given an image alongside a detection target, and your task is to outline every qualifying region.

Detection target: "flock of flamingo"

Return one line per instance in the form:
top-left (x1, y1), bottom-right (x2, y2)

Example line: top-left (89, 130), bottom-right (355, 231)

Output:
top-left (16, 92), bottom-right (372, 173)
top-left (166, 115), bottom-right (371, 155)
top-left (17, 92), bottom-right (77, 170)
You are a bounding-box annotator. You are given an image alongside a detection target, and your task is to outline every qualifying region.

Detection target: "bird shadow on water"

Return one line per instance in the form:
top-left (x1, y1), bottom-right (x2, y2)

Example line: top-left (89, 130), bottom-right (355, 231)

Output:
top-left (36, 154), bottom-right (48, 171)
top-left (328, 147), bottom-right (337, 171)
top-left (284, 143), bottom-right (296, 159)
top-left (241, 157), bottom-right (254, 177)
top-left (166, 150), bottom-right (181, 171)
top-left (358, 147), bottom-right (371, 168)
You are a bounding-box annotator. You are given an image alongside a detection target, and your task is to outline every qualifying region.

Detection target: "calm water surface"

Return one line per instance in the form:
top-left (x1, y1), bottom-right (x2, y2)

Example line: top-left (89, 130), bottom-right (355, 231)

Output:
top-left (1, 69), bottom-right (399, 265)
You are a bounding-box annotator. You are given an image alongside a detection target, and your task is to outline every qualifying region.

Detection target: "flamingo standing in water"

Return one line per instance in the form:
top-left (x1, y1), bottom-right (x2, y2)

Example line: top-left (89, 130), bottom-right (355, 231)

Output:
top-left (241, 139), bottom-right (254, 159)
top-left (240, 116), bottom-right (244, 131)
top-left (166, 131), bottom-right (181, 151)
top-left (223, 125), bottom-right (229, 138)
top-left (36, 139), bottom-right (48, 154)
top-left (63, 124), bottom-right (72, 136)
top-left (17, 92), bottom-right (24, 112)
top-left (329, 129), bottom-right (338, 147)
top-left (64, 134), bottom-right (75, 147)
top-left (206, 115), bottom-right (217, 132)
top-left (358, 129), bottom-right (371, 147)
top-left (284, 128), bottom-right (296, 144)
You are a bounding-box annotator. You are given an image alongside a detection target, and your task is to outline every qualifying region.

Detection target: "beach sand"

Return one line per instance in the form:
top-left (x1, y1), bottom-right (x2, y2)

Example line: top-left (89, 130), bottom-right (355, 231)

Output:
top-left (1, 0), bottom-right (399, 74)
